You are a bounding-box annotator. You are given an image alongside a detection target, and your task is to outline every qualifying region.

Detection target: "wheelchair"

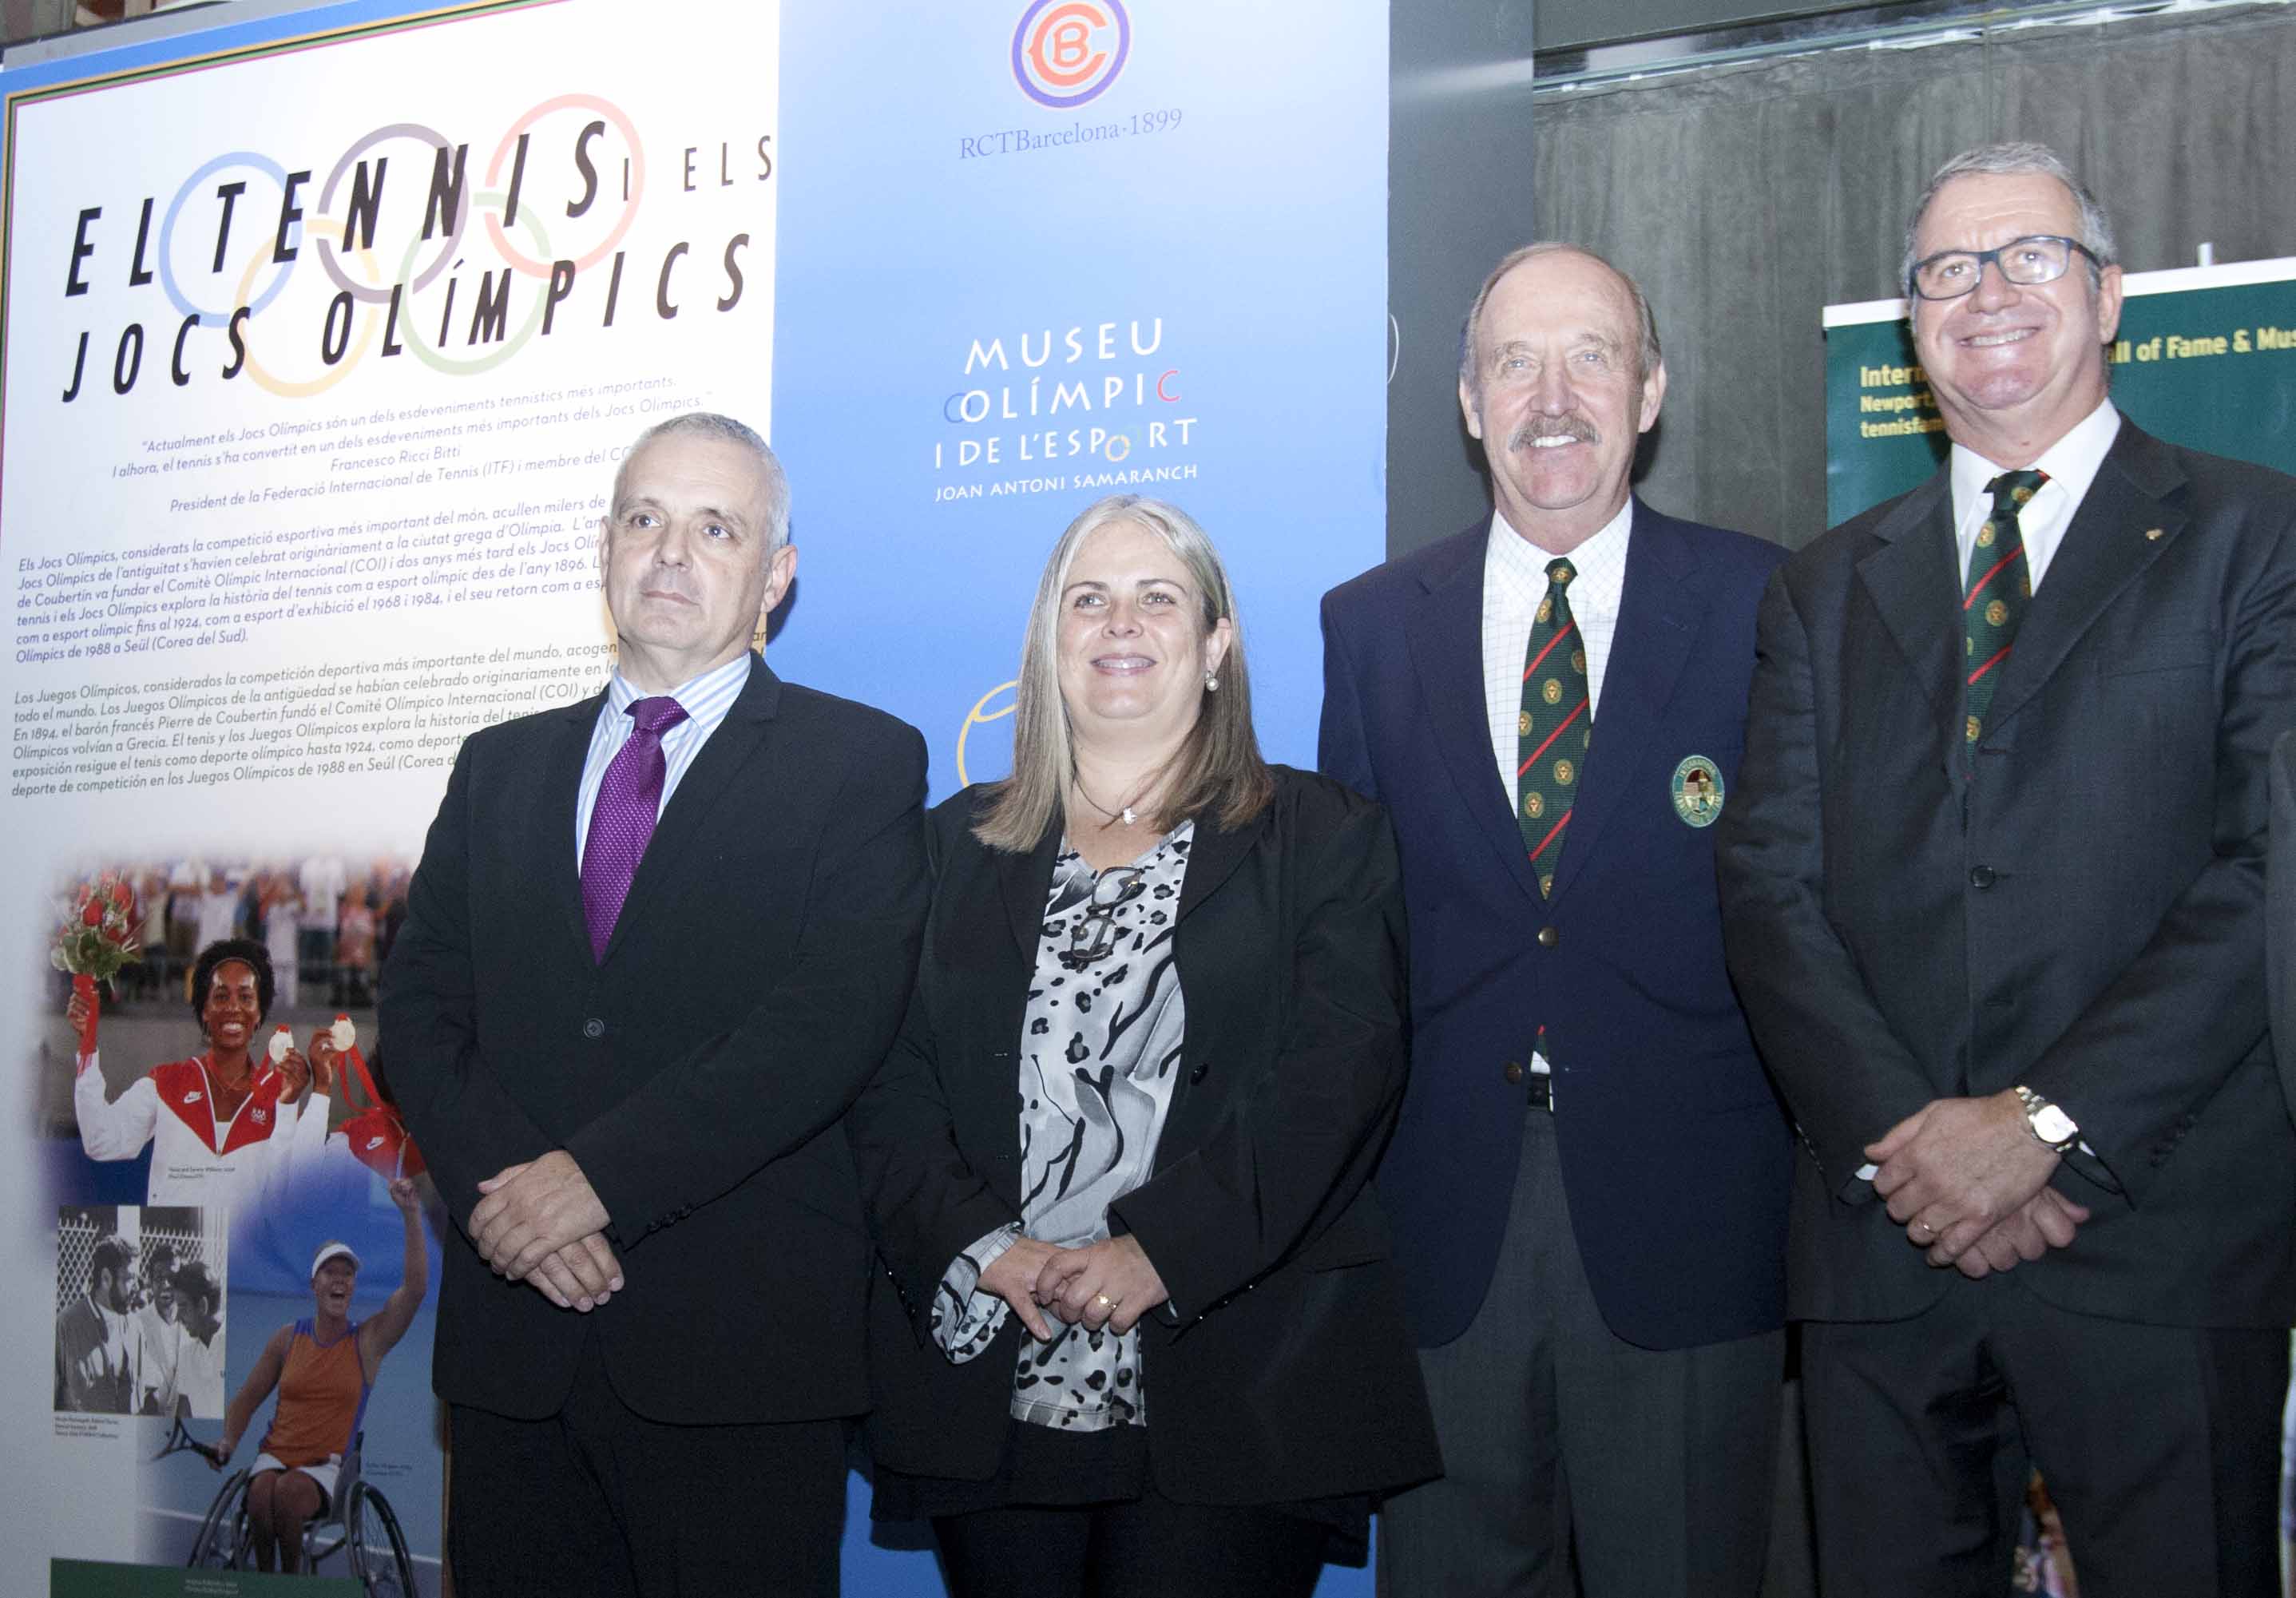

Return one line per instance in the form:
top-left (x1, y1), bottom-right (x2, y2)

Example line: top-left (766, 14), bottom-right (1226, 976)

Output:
top-left (185, 1431), bottom-right (415, 1597)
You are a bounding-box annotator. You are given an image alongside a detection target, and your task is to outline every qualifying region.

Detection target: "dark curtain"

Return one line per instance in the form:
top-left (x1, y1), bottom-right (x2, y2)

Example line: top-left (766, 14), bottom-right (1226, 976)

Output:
top-left (1493, 3), bottom-right (2296, 554)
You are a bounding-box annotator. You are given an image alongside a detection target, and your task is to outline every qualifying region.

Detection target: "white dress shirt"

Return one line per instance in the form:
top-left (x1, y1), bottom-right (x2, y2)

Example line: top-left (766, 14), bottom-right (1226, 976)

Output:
top-left (1482, 498), bottom-right (1634, 799)
top-left (1949, 399), bottom-right (2121, 594)
top-left (1482, 498), bottom-right (1634, 1081)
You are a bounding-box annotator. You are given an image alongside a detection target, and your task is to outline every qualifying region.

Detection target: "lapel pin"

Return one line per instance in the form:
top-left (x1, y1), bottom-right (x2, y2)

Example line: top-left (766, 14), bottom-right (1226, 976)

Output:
top-left (1671, 756), bottom-right (1723, 828)
top-left (2144, 528), bottom-right (2164, 541)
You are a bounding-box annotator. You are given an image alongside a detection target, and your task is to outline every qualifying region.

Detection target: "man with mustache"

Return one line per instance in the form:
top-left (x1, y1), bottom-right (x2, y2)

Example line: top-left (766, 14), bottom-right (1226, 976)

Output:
top-left (1319, 244), bottom-right (1792, 1596)
top-left (383, 412), bottom-right (929, 1596)
top-left (1719, 144), bottom-right (2296, 1595)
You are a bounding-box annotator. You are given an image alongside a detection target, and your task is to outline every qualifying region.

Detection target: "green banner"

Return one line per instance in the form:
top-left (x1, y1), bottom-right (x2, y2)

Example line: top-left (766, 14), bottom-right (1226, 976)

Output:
top-left (1825, 262), bottom-right (2296, 525)
top-left (51, 1558), bottom-right (360, 1597)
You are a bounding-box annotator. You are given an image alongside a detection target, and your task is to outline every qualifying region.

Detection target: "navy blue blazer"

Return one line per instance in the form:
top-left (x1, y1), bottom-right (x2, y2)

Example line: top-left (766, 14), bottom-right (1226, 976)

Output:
top-left (1319, 500), bottom-right (1792, 1350)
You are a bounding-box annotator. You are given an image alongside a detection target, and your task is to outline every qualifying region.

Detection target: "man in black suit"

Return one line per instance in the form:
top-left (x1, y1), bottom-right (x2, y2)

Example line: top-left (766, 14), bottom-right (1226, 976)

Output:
top-left (1321, 244), bottom-right (1791, 1596)
top-left (1719, 144), bottom-right (2296, 1597)
top-left (381, 412), bottom-right (928, 1596)
top-left (2273, 731), bottom-right (2296, 1108)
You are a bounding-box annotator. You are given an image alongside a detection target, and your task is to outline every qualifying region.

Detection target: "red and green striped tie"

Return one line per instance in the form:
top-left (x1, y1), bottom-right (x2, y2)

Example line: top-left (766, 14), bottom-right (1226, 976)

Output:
top-left (1517, 557), bottom-right (1589, 898)
top-left (1965, 470), bottom-right (2047, 759)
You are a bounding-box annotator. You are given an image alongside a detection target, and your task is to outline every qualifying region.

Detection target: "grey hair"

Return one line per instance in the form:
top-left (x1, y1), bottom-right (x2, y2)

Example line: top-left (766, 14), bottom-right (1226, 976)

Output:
top-left (973, 494), bottom-right (1271, 853)
top-left (1902, 143), bottom-right (2118, 293)
top-left (1457, 242), bottom-right (1664, 388)
top-left (610, 411), bottom-right (791, 552)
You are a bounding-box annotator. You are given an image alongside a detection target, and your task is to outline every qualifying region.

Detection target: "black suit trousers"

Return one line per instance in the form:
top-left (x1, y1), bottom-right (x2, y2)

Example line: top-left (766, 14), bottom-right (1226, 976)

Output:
top-left (446, 1329), bottom-right (847, 1598)
top-left (1802, 1281), bottom-right (2286, 1598)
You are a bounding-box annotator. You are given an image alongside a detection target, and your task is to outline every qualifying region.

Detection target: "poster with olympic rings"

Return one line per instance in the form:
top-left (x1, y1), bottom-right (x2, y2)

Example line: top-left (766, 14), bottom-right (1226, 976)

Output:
top-left (0, 0), bottom-right (1391, 1591)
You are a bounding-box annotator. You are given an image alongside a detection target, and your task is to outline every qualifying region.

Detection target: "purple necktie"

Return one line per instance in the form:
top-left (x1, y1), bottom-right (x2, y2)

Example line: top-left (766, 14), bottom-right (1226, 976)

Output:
top-left (581, 696), bottom-right (689, 961)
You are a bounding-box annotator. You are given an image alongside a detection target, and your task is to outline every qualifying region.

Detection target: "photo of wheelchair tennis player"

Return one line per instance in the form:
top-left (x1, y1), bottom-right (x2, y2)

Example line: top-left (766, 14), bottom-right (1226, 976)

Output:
top-left (212, 1176), bottom-right (427, 1574)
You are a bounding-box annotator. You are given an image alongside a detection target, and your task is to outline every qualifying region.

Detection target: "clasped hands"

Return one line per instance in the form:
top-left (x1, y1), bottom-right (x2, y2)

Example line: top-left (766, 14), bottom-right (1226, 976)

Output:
top-left (1866, 1090), bottom-right (2091, 1279)
top-left (978, 1234), bottom-right (1169, 1340)
top-left (470, 1150), bottom-right (623, 1314)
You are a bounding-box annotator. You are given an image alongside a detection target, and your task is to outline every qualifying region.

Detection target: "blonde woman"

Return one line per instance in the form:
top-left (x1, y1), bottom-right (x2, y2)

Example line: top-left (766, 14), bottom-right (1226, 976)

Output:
top-left (851, 496), bottom-right (1437, 1596)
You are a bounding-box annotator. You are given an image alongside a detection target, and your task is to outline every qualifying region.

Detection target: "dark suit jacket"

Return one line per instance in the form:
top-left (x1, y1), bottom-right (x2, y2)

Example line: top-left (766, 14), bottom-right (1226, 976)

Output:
top-left (1718, 422), bottom-right (2296, 1328)
top-left (379, 656), bottom-right (928, 1423)
top-left (1319, 501), bottom-right (1793, 1351)
top-left (849, 768), bottom-right (1441, 1506)
top-left (2270, 730), bottom-right (2296, 1120)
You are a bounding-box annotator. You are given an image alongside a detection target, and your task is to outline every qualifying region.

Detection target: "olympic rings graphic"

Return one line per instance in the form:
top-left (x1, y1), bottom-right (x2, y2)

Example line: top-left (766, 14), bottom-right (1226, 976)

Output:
top-left (314, 122), bottom-right (467, 305)
top-left (236, 214), bottom-right (383, 399)
top-left (158, 97), bottom-right (638, 339)
top-left (395, 189), bottom-right (555, 377)
top-left (159, 151), bottom-right (295, 326)
top-left (486, 93), bottom-right (644, 278)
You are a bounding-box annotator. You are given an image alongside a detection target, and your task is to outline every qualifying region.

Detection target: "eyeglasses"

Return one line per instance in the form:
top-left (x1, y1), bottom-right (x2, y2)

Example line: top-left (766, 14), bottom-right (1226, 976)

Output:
top-left (1063, 866), bottom-right (1147, 968)
top-left (1906, 235), bottom-right (2103, 302)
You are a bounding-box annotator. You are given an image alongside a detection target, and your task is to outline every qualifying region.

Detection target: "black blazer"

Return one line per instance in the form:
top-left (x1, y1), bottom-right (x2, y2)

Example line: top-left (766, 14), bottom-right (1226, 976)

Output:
top-left (2270, 730), bottom-right (2296, 1119)
top-left (1319, 502), bottom-right (1793, 1351)
top-left (379, 656), bottom-right (929, 1423)
top-left (1719, 422), bottom-right (2296, 1328)
top-left (849, 767), bottom-right (1441, 1505)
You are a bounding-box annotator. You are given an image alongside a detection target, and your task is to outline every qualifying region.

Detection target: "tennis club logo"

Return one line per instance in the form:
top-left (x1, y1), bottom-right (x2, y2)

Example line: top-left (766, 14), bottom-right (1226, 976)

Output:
top-left (956, 680), bottom-right (1018, 786)
top-left (1012, 0), bottom-right (1130, 109)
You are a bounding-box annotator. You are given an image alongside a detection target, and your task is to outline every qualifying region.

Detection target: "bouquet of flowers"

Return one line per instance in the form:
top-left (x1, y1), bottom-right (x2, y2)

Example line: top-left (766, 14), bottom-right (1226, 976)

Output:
top-left (53, 872), bottom-right (142, 1056)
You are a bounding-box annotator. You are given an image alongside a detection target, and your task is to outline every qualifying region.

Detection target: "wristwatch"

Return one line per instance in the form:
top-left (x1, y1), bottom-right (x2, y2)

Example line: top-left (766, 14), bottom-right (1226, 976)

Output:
top-left (2013, 1084), bottom-right (2078, 1153)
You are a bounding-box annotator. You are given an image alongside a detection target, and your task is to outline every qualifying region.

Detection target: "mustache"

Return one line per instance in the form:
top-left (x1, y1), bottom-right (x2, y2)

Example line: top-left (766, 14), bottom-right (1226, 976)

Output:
top-left (1507, 415), bottom-right (1600, 450)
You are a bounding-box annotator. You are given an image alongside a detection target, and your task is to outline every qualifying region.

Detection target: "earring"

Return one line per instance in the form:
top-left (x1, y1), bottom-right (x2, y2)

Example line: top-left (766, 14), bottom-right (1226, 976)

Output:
top-left (1204, 672), bottom-right (1219, 692)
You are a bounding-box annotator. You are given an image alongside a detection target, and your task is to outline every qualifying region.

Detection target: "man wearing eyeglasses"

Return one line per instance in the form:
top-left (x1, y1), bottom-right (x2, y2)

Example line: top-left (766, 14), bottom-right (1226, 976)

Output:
top-left (1719, 142), bottom-right (2296, 1595)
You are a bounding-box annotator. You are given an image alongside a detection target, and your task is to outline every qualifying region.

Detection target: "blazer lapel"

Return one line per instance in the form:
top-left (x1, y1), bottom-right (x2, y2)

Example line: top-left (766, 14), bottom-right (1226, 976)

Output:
top-left (1854, 470), bottom-right (1966, 787)
top-left (599, 656), bottom-right (782, 966)
top-left (963, 829), bottom-right (1053, 1211)
top-left (543, 690), bottom-right (606, 956)
top-left (1548, 504), bottom-right (1701, 904)
top-left (1403, 531), bottom-right (1546, 902)
top-left (997, 823), bottom-right (1062, 959)
top-left (1175, 799), bottom-right (1267, 927)
top-left (1981, 424), bottom-right (2189, 733)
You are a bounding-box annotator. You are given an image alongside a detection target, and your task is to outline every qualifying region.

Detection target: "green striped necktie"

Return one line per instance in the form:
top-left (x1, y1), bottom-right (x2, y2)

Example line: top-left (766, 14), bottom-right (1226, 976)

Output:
top-left (1964, 469), bottom-right (2047, 758)
top-left (1516, 557), bottom-right (1589, 898)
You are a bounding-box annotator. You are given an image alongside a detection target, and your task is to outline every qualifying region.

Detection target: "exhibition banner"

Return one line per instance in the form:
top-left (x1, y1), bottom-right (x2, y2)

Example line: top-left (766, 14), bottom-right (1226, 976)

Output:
top-left (0, 1), bottom-right (1391, 1592)
top-left (1824, 257), bottom-right (2296, 525)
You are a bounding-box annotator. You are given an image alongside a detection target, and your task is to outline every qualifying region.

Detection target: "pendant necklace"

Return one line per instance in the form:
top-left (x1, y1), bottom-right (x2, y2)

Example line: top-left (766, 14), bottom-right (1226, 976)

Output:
top-left (1073, 776), bottom-right (1144, 828)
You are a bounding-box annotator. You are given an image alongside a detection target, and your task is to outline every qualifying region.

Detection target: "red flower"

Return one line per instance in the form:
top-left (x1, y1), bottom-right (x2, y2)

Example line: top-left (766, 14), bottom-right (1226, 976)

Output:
top-left (80, 901), bottom-right (102, 927)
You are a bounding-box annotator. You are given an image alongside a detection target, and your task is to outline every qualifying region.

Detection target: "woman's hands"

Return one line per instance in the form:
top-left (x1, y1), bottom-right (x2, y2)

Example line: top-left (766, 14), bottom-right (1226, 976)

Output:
top-left (303, 1030), bottom-right (339, 1096)
top-left (977, 1236), bottom-right (1064, 1341)
top-left (272, 1043), bottom-right (313, 1100)
top-left (974, 1235), bottom-right (1172, 1339)
top-left (1034, 1235), bottom-right (1168, 1336)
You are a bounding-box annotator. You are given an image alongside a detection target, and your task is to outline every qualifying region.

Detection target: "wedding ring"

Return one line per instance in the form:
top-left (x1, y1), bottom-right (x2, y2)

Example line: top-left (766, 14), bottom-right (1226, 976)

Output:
top-left (1092, 1292), bottom-right (1119, 1310)
top-left (1910, 1220), bottom-right (1935, 1242)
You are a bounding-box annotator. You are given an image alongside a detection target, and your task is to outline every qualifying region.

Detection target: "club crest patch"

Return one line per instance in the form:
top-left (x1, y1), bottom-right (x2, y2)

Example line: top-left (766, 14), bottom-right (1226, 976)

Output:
top-left (1671, 755), bottom-right (1723, 827)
